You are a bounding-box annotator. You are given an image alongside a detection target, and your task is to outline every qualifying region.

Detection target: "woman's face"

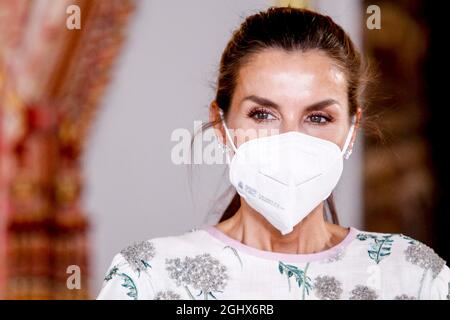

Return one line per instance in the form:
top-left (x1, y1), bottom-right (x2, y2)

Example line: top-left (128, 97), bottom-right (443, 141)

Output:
top-left (214, 48), bottom-right (356, 150)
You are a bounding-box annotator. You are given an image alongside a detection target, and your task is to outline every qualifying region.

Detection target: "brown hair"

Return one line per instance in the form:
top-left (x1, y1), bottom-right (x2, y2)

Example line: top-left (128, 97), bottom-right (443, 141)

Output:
top-left (193, 6), bottom-right (372, 225)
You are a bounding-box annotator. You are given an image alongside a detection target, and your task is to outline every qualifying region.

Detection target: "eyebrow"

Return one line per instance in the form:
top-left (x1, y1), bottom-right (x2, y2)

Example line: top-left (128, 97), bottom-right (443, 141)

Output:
top-left (241, 95), bottom-right (341, 112)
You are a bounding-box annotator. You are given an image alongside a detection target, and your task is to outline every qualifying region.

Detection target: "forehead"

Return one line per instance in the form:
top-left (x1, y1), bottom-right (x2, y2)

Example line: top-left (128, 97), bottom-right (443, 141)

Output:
top-left (235, 48), bottom-right (347, 104)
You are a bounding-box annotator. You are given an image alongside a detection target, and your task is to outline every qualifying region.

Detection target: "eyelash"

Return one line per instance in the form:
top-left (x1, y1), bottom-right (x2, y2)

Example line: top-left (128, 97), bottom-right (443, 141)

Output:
top-left (307, 112), bottom-right (333, 125)
top-left (247, 107), bottom-right (275, 122)
top-left (246, 107), bottom-right (333, 125)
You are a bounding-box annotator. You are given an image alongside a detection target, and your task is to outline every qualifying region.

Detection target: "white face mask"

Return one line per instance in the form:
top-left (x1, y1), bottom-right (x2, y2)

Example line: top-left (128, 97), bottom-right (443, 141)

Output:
top-left (219, 110), bottom-right (356, 235)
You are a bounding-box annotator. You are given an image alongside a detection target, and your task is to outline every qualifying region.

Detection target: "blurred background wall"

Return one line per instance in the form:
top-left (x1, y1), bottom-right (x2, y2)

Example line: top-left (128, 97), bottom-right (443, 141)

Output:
top-left (0, 0), bottom-right (135, 299)
top-left (361, 0), bottom-right (449, 276)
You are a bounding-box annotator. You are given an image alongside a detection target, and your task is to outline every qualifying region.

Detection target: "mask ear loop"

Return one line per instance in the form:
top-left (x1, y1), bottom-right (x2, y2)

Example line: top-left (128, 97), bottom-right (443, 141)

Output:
top-left (218, 109), bottom-right (237, 164)
top-left (342, 115), bottom-right (357, 160)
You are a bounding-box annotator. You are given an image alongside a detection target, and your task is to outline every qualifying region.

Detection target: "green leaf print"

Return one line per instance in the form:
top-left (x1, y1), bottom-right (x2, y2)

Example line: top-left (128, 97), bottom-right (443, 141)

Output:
top-left (134, 260), bottom-right (152, 278)
top-left (104, 266), bottom-right (119, 282)
top-left (196, 290), bottom-right (221, 300)
top-left (209, 292), bottom-right (218, 300)
top-left (223, 246), bottom-right (244, 270)
top-left (356, 234), bottom-right (369, 241)
top-left (278, 261), bottom-right (312, 299)
top-left (103, 266), bottom-right (138, 299)
top-left (399, 234), bottom-right (417, 245)
top-left (278, 263), bottom-right (283, 274)
top-left (120, 273), bottom-right (138, 300)
top-left (357, 233), bottom-right (394, 264)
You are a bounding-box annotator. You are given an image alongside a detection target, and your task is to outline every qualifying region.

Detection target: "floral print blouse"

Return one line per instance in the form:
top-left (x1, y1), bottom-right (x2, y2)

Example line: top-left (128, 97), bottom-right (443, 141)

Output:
top-left (97, 225), bottom-right (450, 300)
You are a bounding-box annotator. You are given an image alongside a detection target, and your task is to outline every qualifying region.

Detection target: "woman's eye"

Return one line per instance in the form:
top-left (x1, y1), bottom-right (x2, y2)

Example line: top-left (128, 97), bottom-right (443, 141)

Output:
top-left (248, 108), bottom-right (276, 122)
top-left (308, 114), bottom-right (331, 124)
top-left (254, 112), bottom-right (274, 120)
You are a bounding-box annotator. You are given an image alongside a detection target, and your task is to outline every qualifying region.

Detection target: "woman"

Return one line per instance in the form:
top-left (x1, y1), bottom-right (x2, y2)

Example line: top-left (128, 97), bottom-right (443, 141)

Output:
top-left (97, 7), bottom-right (450, 300)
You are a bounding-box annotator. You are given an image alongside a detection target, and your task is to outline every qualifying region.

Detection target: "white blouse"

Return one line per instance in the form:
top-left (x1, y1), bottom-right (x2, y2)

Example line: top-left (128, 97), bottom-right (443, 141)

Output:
top-left (97, 225), bottom-right (450, 300)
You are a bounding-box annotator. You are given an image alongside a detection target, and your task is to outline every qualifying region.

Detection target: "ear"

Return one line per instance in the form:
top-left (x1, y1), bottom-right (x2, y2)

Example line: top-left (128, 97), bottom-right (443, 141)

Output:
top-left (347, 107), bottom-right (363, 154)
top-left (209, 101), bottom-right (226, 145)
top-left (355, 107), bottom-right (363, 127)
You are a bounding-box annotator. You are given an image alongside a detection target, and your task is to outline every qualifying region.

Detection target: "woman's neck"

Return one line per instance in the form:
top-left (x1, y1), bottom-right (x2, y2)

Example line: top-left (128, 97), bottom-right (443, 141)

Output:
top-left (215, 198), bottom-right (348, 255)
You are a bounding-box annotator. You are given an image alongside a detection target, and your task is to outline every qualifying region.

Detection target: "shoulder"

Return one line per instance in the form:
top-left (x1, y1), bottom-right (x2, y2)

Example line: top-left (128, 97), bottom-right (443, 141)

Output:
top-left (353, 228), bottom-right (446, 270)
top-left (120, 226), bottom-right (211, 263)
top-left (352, 228), bottom-right (449, 299)
top-left (97, 227), bottom-right (211, 300)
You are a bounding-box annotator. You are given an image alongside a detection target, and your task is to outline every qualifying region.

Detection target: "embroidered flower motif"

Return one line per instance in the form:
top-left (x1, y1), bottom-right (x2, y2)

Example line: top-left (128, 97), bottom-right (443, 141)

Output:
top-left (404, 241), bottom-right (446, 299)
top-left (154, 290), bottom-right (182, 300)
top-left (349, 285), bottom-right (378, 300)
top-left (120, 240), bottom-right (155, 274)
top-left (404, 242), bottom-right (445, 279)
top-left (321, 248), bottom-right (345, 263)
top-left (313, 275), bottom-right (343, 300)
top-left (447, 282), bottom-right (450, 300)
top-left (165, 253), bottom-right (228, 300)
top-left (394, 294), bottom-right (416, 300)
